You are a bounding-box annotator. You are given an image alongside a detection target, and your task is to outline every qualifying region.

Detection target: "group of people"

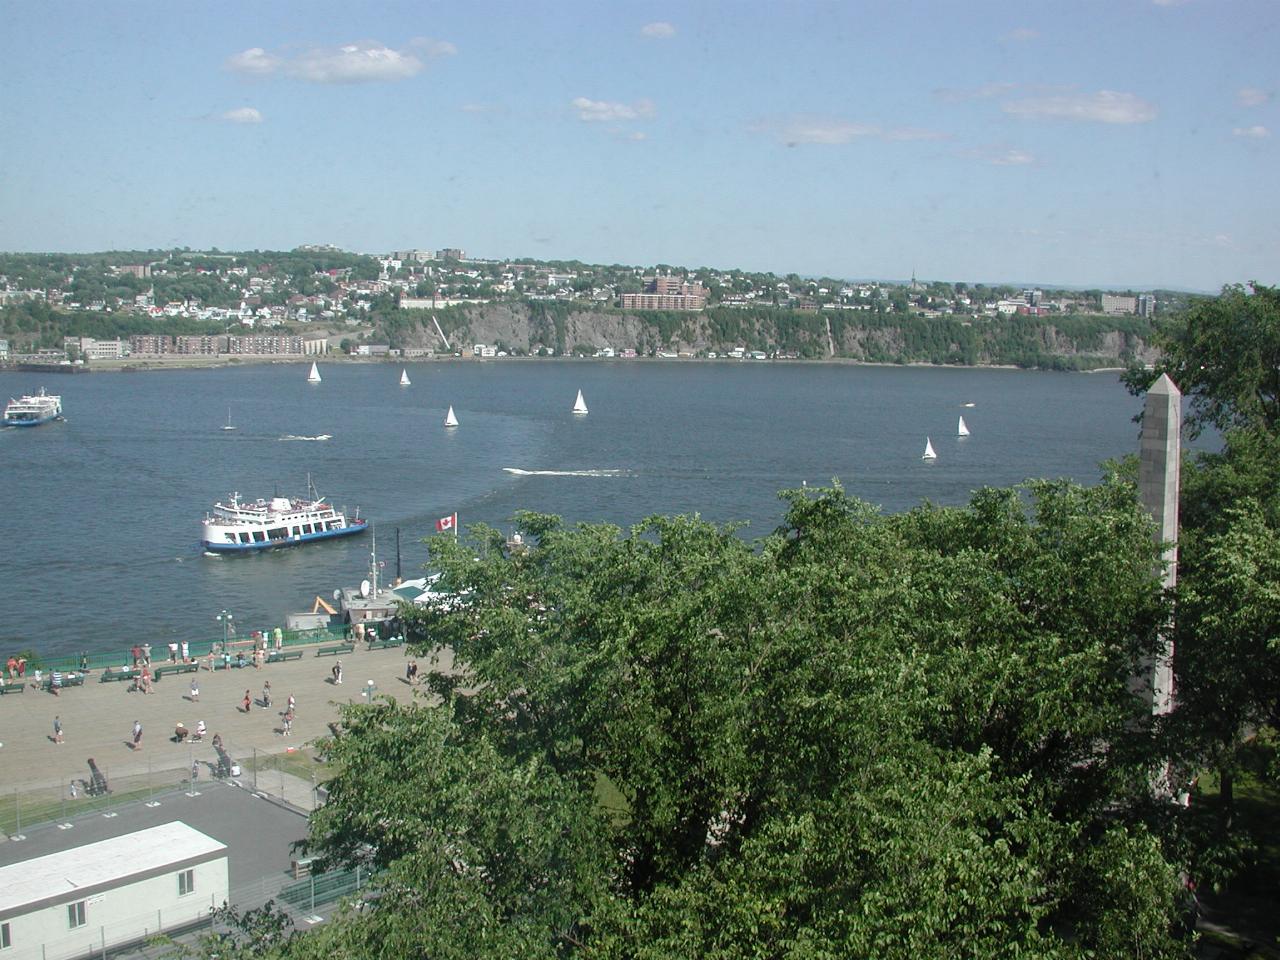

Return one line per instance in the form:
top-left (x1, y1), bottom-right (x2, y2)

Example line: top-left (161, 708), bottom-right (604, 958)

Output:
top-left (5, 654), bottom-right (28, 678)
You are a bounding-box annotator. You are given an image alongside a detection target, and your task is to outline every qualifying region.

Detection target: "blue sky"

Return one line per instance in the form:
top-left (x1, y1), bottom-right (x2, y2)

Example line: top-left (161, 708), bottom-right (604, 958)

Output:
top-left (1, 0), bottom-right (1275, 290)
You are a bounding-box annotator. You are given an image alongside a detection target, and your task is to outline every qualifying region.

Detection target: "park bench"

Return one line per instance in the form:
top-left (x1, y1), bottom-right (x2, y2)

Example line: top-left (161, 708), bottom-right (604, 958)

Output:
top-left (367, 638), bottom-right (403, 651)
top-left (42, 673), bottom-right (87, 691)
top-left (267, 650), bottom-right (304, 663)
top-left (316, 644), bottom-right (354, 657)
top-left (100, 667), bottom-right (138, 683)
top-left (154, 662), bottom-right (199, 680)
top-left (0, 682), bottom-right (24, 695)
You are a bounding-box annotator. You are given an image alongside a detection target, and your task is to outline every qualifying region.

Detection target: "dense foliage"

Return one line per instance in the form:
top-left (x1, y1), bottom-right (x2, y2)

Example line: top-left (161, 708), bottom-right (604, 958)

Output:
top-left (238, 479), bottom-right (1199, 959)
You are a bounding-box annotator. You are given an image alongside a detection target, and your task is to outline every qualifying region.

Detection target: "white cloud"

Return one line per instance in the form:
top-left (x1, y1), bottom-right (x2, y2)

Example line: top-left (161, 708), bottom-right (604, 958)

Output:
top-left (226, 39), bottom-right (454, 84)
top-left (1152, 0), bottom-right (1190, 6)
top-left (1232, 125), bottom-right (1270, 139)
top-left (752, 115), bottom-right (947, 146)
top-left (641, 21), bottom-right (676, 39)
top-left (226, 47), bottom-right (279, 76)
top-left (1006, 27), bottom-right (1040, 41)
top-left (572, 97), bottom-right (655, 122)
top-left (1237, 86), bottom-right (1272, 107)
top-left (1003, 89), bottom-right (1157, 124)
top-left (218, 107), bottom-right (263, 124)
top-left (989, 148), bottom-right (1036, 165)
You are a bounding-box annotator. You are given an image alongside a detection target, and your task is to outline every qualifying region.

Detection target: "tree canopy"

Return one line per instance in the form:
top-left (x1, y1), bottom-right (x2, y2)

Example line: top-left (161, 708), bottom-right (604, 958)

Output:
top-left (244, 481), bottom-right (1197, 959)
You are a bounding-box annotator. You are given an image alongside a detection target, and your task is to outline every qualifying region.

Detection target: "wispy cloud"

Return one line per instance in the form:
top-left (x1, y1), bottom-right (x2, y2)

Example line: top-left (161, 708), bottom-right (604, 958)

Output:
top-left (217, 107), bottom-right (263, 124)
top-left (989, 147), bottom-right (1037, 165)
top-left (1003, 90), bottom-right (1157, 124)
top-left (640, 21), bottom-right (676, 39)
top-left (572, 97), bottom-right (656, 122)
top-left (1152, 0), bottom-right (1190, 6)
top-left (1232, 125), bottom-right (1270, 139)
top-left (1237, 86), bottom-right (1273, 107)
top-left (1006, 27), bottom-right (1040, 41)
top-left (751, 115), bottom-right (948, 146)
top-left (226, 39), bottom-right (455, 84)
top-left (934, 81), bottom-right (1021, 103)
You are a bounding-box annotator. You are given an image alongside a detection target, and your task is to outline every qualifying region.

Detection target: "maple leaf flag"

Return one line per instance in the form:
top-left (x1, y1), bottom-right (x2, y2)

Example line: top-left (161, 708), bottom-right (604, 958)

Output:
top-left (435, 513), bottom-right (457, 533)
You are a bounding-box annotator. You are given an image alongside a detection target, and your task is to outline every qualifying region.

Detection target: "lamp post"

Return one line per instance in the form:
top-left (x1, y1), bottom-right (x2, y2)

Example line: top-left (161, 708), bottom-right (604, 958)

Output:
top-left (216, 610), bottom-right (234, 653)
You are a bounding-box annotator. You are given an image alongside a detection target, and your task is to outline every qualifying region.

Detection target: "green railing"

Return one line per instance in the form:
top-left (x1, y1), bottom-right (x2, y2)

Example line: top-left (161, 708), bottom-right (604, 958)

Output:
top-left (6, 623), bottom-right (349, 676)
top-left (278, 867), bottom-right (369, 912)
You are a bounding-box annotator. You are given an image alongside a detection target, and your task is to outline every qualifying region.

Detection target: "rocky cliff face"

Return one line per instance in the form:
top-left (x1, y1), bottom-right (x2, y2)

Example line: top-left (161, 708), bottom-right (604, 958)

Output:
top-left (389, 303), bottom-right (1154, 368)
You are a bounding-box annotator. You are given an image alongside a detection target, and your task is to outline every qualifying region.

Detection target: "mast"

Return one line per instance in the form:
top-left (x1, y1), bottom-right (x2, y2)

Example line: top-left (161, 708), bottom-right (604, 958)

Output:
top-left (395, 527), bottom-right (402, 581)
top-left (369, 526), bottom-right (378, 598)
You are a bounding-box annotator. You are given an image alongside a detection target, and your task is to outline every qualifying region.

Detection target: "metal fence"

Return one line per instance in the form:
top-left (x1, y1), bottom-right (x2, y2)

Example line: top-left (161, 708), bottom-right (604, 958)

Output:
top-left (5, 623), bottom-right (349, 677)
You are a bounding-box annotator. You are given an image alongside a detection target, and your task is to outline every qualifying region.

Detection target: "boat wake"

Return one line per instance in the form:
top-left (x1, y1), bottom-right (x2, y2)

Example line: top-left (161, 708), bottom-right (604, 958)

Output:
top-left (503, 467), bottom-right (628, 478)
top-left (279, 434), bottom-right (333, 441)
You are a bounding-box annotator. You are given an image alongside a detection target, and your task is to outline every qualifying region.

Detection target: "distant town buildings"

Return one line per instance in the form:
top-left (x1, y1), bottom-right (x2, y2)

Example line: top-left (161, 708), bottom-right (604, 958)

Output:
top-left (620, 277), bottom-right (708, 311)
top-left (128, 335), bottom-right (306, 356)
top-left (1102, 293), bottom-right (1138, 316)
top-left (1138, 293), bottom-right (1157, 317)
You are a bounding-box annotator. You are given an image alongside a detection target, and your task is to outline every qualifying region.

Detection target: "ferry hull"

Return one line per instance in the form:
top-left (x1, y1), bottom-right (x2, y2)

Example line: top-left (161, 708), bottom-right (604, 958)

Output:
top-left (203, 519), bottom-right (368, 553)
top-left (4, 414), bottom-right (58, 427)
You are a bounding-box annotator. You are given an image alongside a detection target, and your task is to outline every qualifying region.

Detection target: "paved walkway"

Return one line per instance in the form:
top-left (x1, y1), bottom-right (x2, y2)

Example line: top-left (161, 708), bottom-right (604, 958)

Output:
top-left (0, 642), bottom-right (453, 796)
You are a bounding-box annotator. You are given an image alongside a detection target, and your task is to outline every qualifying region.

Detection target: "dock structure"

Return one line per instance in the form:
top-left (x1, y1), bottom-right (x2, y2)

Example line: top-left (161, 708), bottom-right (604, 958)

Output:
top-left (1137, 373), bottom-right (1181, 717)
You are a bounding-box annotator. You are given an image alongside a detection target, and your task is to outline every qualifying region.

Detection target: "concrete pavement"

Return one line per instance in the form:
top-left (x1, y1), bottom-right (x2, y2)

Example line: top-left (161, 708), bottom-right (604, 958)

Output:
top-left (0, 642), bottom-right (454, 797)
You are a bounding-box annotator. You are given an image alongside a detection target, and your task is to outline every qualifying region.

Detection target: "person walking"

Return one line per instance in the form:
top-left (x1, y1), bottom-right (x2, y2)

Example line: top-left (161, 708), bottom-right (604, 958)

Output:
top-left (132, 719), bottom-right (143, 751)
top-left (282, 709), bottom-right (294, 737)
top-left (142, 643), bottom-right (151, 665)
top-left (167, 641), bottom-right (178, 663)
top-left (53, 715), bottom-right (63, 744)
top-left (190, 677), bottom-right (200, 702)
top-left (242, 689), bottom-right (251, 713)
top-left (141, 665), bottom-right (153, 694)
top-left (50, 669), bottom-right (62, 696)
top-left (287, 693), bottom-right (296, 716)
top-left (262, 680), bottom-right (271, 709)
top-left (333, 660), bottom-right (343, 685)
top-left (130, 645), bottom-right (141, 667)
top-left (180, 640), bottom-right (190, 662)
top-left (195, 719), bottom-right (206, 741)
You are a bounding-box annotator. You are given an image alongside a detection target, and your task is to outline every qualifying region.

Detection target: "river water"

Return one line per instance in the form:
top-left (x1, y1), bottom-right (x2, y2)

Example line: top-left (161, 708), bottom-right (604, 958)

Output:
top-left (1, 360), bottom-right (1144, 657)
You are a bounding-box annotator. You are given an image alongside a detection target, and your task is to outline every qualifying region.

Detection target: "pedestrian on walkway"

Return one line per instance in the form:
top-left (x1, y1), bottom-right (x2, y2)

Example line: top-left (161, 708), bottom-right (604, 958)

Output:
top-left (141, 665), bottom-right (153, 694)
top-left (333, 660), bottom-right (343, 685)
top-left (190, 677), bottom-right (200, 702)
top-left (53, 715), bottom-right (63, 744)
top-left (195, 719), bottom-right (206, 741)
top-left (287, 693), bottom-right (296, 715)
top-left (132, 719), bottom-right (143, 750)
top-left (282, 709), bottom-right (294, 737)
top-left (131, 645), bottom-right (141, 667)
top-left (50, 669), bottom-right (62, 696)
top-left (167, 641), bottom-right (178, 663)
top-left (181, 640), bottom-right (190, 662)
top-left (142, 643), bottom-right (151, 665)
top-left (262, 680), bottom-right (271, 709)
top-left (242, 689), bottom-right (251, 713)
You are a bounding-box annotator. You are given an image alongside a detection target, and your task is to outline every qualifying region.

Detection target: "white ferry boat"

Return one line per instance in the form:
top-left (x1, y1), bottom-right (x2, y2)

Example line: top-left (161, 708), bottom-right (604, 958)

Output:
top-left (3, 388), bottom-right (63, 427)
top-left (201, 483), bottom-right (367, 553)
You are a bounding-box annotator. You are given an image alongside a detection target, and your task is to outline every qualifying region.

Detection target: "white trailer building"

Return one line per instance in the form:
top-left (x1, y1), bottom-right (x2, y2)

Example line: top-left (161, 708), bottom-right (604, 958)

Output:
top-left (0, 821), bottom-right (228, 960)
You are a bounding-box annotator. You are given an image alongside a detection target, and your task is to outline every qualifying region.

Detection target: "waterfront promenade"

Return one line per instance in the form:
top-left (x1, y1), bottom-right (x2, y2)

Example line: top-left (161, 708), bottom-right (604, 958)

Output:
top-left (0, 641), bottom-right (452, 799)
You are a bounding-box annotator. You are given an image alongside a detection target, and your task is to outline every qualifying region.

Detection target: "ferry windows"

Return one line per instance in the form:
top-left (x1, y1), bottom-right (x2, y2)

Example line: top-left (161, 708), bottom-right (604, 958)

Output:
top-left (239, 533), bottom-right (251, 543)
top-left (225, 534), bottom-right (237, 543)
top-left (253, 531), bottom-right (266, 543)
top-left (302, 524), bottom-right (313, 534)
top-left (268, 527), bottom-right (287, 539)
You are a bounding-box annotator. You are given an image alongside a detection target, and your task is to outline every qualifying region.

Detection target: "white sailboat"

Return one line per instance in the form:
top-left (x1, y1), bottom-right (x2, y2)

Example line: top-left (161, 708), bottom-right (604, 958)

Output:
top-left (222, 407), bottom-right (236, 432)
top-left (922, 437), bottom-right (937, 461)
top-left (400, 369), bottom-right (411, 386)
top-left (306, 362), bottom-right (322, 384)
top-left (957, 416), bottom-right (970, 438)
top-left (572, 389), bottom-right (588, 415)
top-left (444, 405), bottom-right (459, 428)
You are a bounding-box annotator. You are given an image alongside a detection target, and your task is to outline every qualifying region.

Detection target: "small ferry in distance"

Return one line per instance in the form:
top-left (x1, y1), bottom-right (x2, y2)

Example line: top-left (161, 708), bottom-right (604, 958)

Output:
top-left (201, 479), bottom-right (367, 553)
top-left (3, 388), bottom-right (63, 427)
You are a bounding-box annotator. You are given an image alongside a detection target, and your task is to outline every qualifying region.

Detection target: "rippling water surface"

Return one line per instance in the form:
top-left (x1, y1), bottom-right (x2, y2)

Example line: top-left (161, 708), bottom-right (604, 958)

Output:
top-left (1, 360), bottom-right (1143, 656)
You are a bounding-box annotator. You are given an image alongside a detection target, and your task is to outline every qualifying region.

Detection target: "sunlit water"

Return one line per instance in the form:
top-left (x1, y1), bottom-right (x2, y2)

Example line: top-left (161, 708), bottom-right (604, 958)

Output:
top-left (1, 360), bottom-right (1144, 656)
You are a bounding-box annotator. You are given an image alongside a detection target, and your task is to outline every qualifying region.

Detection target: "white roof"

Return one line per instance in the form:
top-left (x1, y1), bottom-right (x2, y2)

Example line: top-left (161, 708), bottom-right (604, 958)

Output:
top-left (0, 821), bottom-right (226, 914)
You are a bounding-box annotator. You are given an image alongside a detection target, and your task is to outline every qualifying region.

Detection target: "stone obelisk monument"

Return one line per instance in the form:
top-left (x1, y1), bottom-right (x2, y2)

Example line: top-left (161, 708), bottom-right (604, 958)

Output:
top-left (1137, 373), bottom-right (1181, 716)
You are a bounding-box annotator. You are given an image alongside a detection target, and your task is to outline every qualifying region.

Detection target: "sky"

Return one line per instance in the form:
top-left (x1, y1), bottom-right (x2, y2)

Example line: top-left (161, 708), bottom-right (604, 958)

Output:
top-left (0, 0), bottom-right (1276, 291)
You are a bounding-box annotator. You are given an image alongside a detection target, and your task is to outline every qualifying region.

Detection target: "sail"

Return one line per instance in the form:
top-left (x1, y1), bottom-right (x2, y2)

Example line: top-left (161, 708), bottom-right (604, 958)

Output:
top-left (223, 407), bottom-right (236, 431)
top-left (922, 438), bottom-right (937, 460)
top-left (573, 389), bottom-right (588, 415)
top-left (444, 405), bottom-right (459, 427)
top-left (958, 416), bottom-right (970, 437)
top-left (307, 362), bottom-right (321, 383)
top-left (400, 369), bottom-right (411, 386)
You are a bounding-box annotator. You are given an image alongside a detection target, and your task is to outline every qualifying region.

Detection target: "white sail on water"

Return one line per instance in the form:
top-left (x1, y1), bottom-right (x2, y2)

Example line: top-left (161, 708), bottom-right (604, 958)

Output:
top-left (307, 362), bottom-right (322, 383)
top-left (958, 416), bottom-right (970, 437)
top-left (922, 437), bottom-right (937, 460)
top-left (400, 369), bottom-right (411, 386)
top-left (444, 405), bottom-right (459, 428)
top-left (573, 389), bottom-right (588, 415)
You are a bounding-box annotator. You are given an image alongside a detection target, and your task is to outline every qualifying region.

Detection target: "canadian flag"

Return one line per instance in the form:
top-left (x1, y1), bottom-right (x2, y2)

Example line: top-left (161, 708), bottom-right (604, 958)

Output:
top-left (435, 513), bottom-right (457, 532)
